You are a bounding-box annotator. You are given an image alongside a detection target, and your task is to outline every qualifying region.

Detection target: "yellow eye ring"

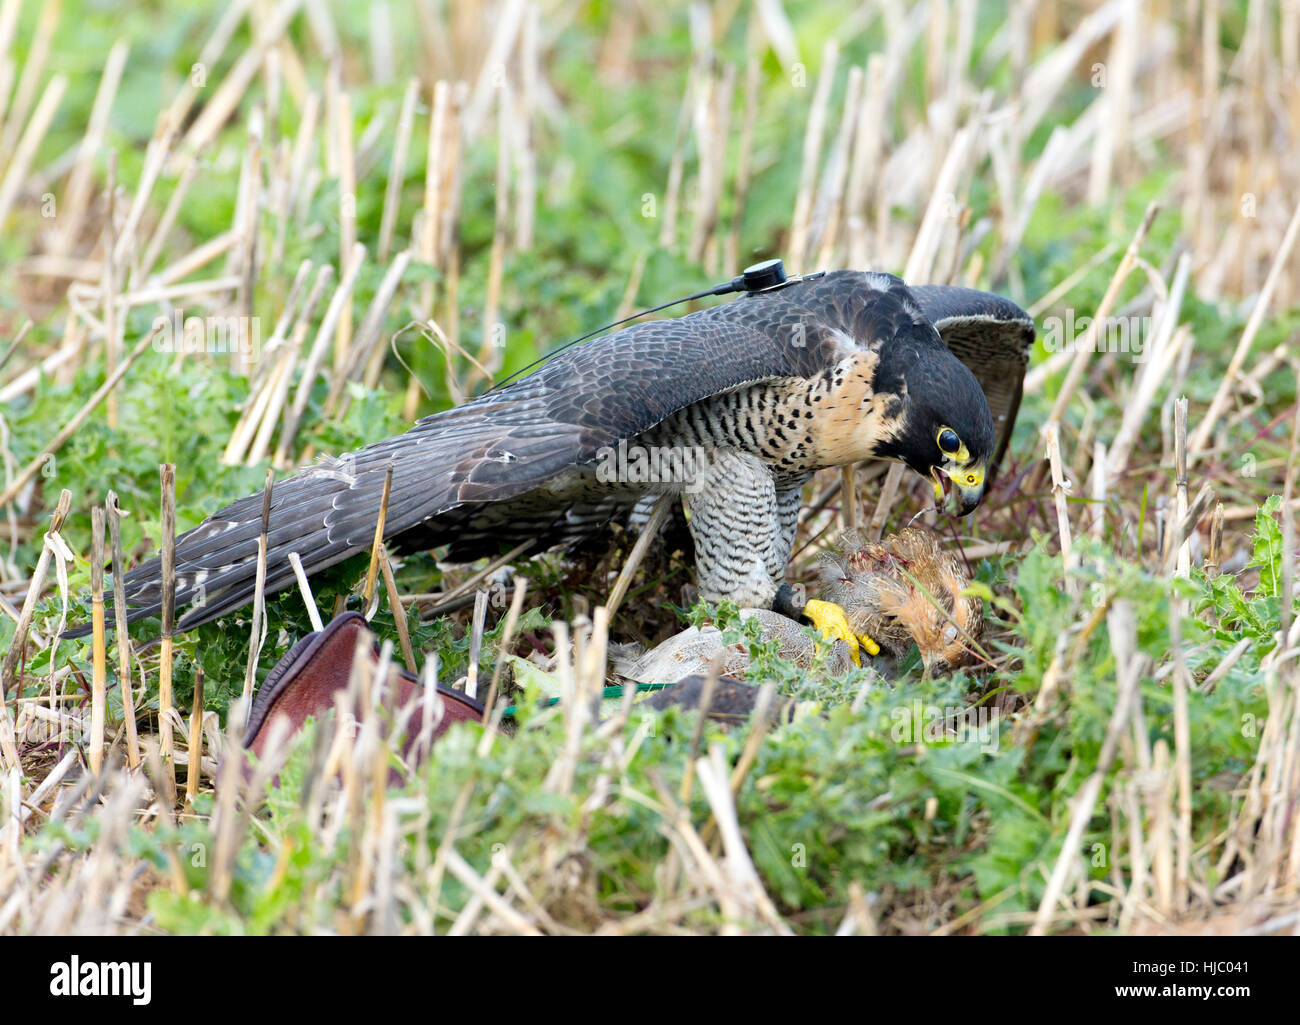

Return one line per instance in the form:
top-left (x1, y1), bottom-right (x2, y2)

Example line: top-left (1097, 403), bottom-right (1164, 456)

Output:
top-left (937, 427), bottom-right (961, 454)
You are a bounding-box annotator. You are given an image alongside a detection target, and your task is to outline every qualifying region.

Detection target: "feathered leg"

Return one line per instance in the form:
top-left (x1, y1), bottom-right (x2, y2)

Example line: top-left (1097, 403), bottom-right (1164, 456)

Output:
top-left (684, 450), bottom-right (785, 607)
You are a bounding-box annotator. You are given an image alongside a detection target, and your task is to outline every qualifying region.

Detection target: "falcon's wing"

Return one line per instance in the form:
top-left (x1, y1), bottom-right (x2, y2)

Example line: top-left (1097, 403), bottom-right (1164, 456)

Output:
top-left (88, 270), bottom-right (907, 632)
top-left (907, 285), bottom-right (1035, 480)
top-left (439, 269), bottom-right (890, 504)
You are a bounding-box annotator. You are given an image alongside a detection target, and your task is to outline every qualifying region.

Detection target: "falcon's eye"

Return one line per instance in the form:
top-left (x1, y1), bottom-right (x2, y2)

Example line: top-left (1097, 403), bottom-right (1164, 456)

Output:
top-left (937, 428), bottom-right (961, 455)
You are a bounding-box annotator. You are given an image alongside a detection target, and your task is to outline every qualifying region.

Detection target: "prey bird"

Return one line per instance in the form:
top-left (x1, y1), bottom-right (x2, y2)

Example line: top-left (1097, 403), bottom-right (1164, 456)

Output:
top-left (614, 525), bottom-right (986, 682)
top-left (76, 270), bottom-right (1033, 657)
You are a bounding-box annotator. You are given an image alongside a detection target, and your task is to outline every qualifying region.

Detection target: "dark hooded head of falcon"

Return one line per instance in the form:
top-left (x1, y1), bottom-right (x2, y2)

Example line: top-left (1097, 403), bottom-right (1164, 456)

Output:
top-left (871, 322), bottom-right (997, 517)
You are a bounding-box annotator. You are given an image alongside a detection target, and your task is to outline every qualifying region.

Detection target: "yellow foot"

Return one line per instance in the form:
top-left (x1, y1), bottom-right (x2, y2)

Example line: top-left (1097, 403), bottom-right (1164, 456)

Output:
top-left (803, 599), bottom-right (878, 667)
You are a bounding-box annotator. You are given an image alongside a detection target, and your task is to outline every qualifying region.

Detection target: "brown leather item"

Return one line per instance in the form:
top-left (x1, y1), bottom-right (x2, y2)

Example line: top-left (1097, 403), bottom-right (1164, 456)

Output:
top-left (243, 612), bottom-right (484, 768)
top-left (241, 616), bottom-right (786, 787)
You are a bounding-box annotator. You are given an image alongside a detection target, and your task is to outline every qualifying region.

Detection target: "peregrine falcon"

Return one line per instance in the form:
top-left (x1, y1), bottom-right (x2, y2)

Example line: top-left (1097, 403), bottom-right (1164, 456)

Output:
top-left (80, 270), bottom-right (1033, 658)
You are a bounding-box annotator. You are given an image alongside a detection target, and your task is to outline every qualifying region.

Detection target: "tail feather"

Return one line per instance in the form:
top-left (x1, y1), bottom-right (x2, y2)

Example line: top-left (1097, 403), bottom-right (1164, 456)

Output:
top-left (67, 392), bottom-right (604, 637)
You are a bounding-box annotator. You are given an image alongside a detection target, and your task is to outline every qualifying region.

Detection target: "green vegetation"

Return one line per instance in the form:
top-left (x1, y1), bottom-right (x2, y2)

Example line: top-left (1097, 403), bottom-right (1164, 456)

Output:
top-left (1, 0), bottom-right (1297, 934)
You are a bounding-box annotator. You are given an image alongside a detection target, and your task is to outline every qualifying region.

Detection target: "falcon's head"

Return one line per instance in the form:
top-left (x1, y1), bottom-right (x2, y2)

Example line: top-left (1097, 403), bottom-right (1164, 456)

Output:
top-left (874, 337), bottom-right (996, 517)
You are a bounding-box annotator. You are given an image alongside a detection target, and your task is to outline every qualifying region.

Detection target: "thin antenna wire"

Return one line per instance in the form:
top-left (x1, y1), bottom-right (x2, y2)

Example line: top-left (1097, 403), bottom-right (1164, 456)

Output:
top-left (482, 278), bottom-right (744, 395)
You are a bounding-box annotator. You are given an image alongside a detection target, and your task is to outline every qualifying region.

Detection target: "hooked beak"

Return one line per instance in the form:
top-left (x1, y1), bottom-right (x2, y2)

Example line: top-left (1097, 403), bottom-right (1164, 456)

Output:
top-left (930, 466), bottom-right (985, 517)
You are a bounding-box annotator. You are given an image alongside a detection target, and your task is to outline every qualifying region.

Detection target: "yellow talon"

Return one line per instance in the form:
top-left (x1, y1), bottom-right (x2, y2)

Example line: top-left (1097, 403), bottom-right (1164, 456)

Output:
top-left (803, 599), bottom-right (864, 667)
top-left (858, 633), bottom-right (881, 657)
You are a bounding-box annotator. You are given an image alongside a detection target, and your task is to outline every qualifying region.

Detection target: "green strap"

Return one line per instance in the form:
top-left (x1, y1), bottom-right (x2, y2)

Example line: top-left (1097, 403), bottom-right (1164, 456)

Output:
top-left (501, 681), bottom-right (674, 717)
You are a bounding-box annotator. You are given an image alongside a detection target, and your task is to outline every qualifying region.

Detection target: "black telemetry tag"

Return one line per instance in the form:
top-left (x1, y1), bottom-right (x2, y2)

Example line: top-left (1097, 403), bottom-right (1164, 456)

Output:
top-left (741, 259), bottom-right (788, 292)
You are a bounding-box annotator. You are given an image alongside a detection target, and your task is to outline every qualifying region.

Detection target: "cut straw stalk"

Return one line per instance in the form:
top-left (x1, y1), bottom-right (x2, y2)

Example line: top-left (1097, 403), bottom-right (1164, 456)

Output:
top-left (436, 85), bottom-right (467, 281)
top-left (0, 0), bottom-right (16, 67)
top-left (233, 107), bottom-right (262, 323)
top-left (788, 40), bottom-right (838, 271)
top-left (223, 259), bottom-right (312, 465)
top-left (247, 266), bottom-right (334, 464)
top-left (180, 0), bottom-right (301, 158)
top-left (686, 62), bottom-right (734, 269)
top-left (288, 551), bottom-right (324, 633)
top-left (277, 241), bottom-right (367, 462)
top-left (335, 89), bottom-right (356, 373)
top-left (844, 54), bottom-right (885, 270)
top-left (1188, 198), bottom-right (1300, 464)
top-left (0, 72), bottom-right (66, 231)
top-left (1031, 601), bottom-right (1144, 935)
top-left (277, 89), bottom-right (320, 264)
top-left (675, 655), bottom-right (722, 806)
top-left (0, 0), bottom-right (59, 164)
top-left (903, 122), bottom-right (977, 284)
top-left (54, 39), bottom-right (128, 255)
top-left (349, 249), bottom-right (414, 402)
top-left (0, 490), bottom-right (71, 771)
top-left (185, 666), bottom-right (204, 804)
top-left (696, 742), bottom-right (790, 934)
top-left (605, 495), bottom-right (673, 618)
top-left (378, 78), bottom-right (419, 262)
top-left (157, 0), bottom-right (247, 145)
top-left (363, 466), bottom-right (395, 618)
top-left (867, 462), bottom-right (906, 541)
top-left (724, 57), bottom-right (760, 273)
top-left (1044, 201), bottom-right (1159, 427)
top-left (840, 465), bottom-right (858, 529)
top-left (1, 324), bottom-right (39, 376)
top-left (1281, 365), bottom-right (1300, 645)
top-left (70, 274), bottom-right (242, 309)
top-left (103, 152), bottom-right (119, 430)
top-left (377, 543), bottom-right (416, 673)
top-left (106, 492), bottom-right (140, 768)
top-left (465, 591), bottom-right (487, 701)
top-left (89, 508), bottom-right (107, 776)
top-left (1044, 422), bottom-right (1076, 590)
top-left (418, 80), bottom-right (450, 279)
top-left (241, 471), bottom-right (274, 716)
top-left (658, 62), bottom-right (696, 250)
top-left (471, 79), bottom-right (513, 386)
top-left (512, 2), bottom-right (538, 251)
top-left (112, 113), bottom-right (177, 276)
top-left (145, 192), bottom-right (237, 287)
top-left (149, 179), bottom-right (201, 257)
top-left (158, 464), bottom-right (177, 793)
top-left (481, 578), bottom-right (527, 727)
top-left (248, 258), bottom-right (314, 393)
top-left (443, 847), bottom-right (542, 936)
top-left (1106, 256), bottom-right (1192, 480)
top-left (1085, 0), bottom-right (1138, 205)
top-left (1019, 0), bottom-right (1124, 139)
top-left (812, 64), bottom-right (862, 270)
top-left (412, 539), bottom-right (532, 616)
top-left (461, 0), bottom-right (526, 138)
top-left (992, 125), bottom-right (1069, 283)
top-left (1169, 426), bottom-right (1193, 916)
